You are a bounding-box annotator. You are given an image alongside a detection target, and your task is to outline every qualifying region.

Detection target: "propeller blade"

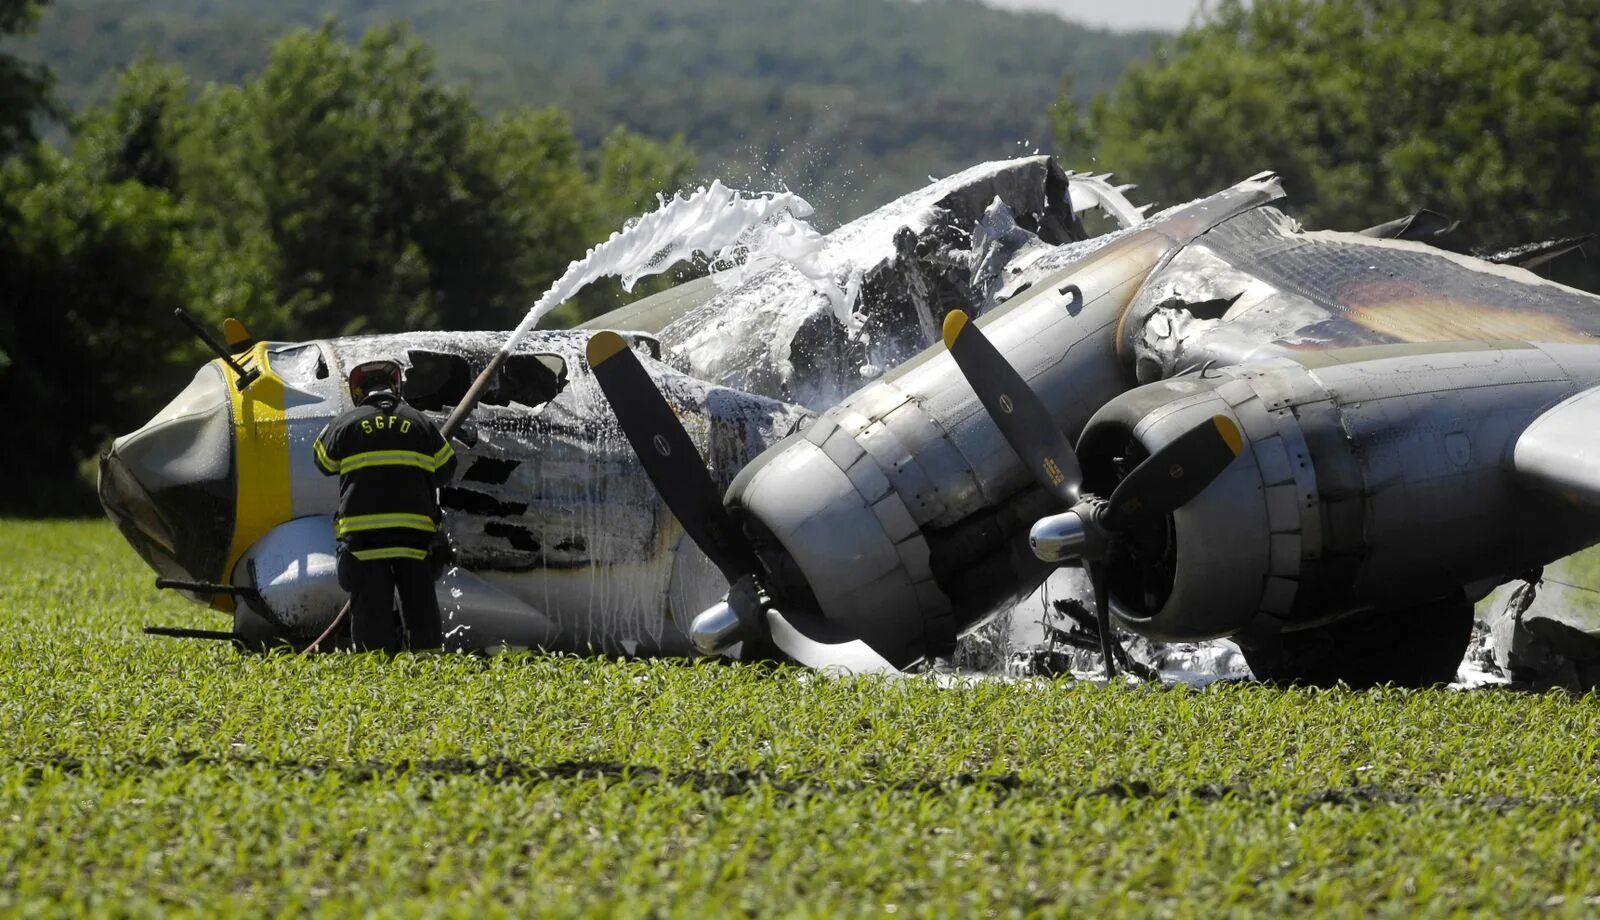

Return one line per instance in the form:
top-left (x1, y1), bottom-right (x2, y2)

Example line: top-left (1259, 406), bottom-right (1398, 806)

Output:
top-left (765, 609), bottom-right (901, 674)
top-left (592, 331), bottom-right (903, 675)
top-left (942, 310), bottom-right (1081, 505)
top-left (1103, 414), bottom-right (1243, 530)
top-left (587, 331), bottom-right (760, 583)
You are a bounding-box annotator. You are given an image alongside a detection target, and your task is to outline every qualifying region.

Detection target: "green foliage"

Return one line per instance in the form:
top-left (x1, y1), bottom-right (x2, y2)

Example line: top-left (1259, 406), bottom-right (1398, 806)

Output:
top-left (71, 57), bottom-right (186, 190)
top-left (24, 0), bottom-right (1159, 225)
top-left (0, 0), bottom-right (53, 158)
top-left (0, 149), bottom-right (201, 514)
top-left (1065, 0), bottom-right (1600, 256)
top-left (241, 25), bottom-right (499, 334)
top-left (6, 520), bottom-right (1600, 914)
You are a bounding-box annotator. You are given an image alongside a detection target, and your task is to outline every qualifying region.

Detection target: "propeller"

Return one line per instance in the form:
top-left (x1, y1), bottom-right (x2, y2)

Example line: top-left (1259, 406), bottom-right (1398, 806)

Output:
top-left (941, 309), bottom-right (1242, 678)
top-left (586, 331), bottom-right (900, 674)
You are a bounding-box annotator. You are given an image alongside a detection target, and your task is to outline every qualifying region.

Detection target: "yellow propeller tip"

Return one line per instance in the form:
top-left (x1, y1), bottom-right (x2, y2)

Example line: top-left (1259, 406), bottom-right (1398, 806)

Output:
top-left (941, 310), bottom-right (970, 349)
top-left (222, 317), bottom-right (252, 349)
top-left (586, 331), bottom-right (629, 367)
top-left (1212, 415), bottom-right (1243, 457)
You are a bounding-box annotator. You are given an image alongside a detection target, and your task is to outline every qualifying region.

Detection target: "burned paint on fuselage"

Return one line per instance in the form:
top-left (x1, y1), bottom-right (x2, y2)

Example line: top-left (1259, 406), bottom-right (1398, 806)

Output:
top-left (1123, 203), bottom-right (1600, 381)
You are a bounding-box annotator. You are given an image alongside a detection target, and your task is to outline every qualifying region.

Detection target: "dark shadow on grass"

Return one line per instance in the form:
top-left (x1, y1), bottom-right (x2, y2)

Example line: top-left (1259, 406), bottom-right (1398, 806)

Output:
top-left (15, 754), bottom-right (1595, 813)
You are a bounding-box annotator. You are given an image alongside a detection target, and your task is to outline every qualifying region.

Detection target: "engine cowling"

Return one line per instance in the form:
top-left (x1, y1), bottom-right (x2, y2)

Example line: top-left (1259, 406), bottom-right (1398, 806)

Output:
top-left (1075, 343), bottom-right (1600, 643)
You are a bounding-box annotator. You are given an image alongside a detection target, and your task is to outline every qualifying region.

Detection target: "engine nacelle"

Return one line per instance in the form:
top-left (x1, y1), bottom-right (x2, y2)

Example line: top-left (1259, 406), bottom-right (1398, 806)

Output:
top-left (1077, 343), bottom-right (1600, 643)
top-left (719, 223), bottom-right (1185, 664)
top-left (712, 176), bottom-right (1307, 665)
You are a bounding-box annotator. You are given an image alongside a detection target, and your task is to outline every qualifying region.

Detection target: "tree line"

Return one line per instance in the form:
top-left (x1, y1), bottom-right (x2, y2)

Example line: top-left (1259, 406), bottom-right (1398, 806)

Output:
top-left (1056, 0), bottom-right (1600, 281)
top-left (25, 0), bottom-right (1159, 225)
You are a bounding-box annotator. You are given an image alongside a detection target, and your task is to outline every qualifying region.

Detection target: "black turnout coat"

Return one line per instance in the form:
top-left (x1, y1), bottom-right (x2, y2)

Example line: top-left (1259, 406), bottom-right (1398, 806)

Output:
top-left (313, 390), bottom-right (457, 561)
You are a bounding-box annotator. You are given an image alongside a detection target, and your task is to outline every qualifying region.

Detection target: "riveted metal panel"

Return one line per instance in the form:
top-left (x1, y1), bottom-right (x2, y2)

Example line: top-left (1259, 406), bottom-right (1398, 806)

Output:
top-left (803, 414), bottom-right (837, 447)
top-left (1264, 483), bottom-right (1299, 533)
top-left (821, 426), bottom-right (867, 472)
top-left (873, 492), bottom-right (921, 546)
top-left (1275, 364), bottom-right (1334, 409)
top-left (847, 568), bottom-right (923, 646)
top-left (1272, 405), bottom-right (1323, 561)
top-left (1218, 379), bottom-right (1257, 407)
top-left (846, 380), bottom-right (916, 427)
top-left (893, 530), bottom-right (934, 582)
top-left (832, 407), bottom-right (875, 438)
top-left (855, 417), bottom-right (940, 521)
top-left (1269, 533), bottom-right (1301, 577)
top-left (844, 453), bottom-right (892, 505)
top-left (1261, 576), bottom-right (1298, 615)
top-left (1232, 391), bottom-right (1278, 442)
top-left (739, 441), bottom-right (903, 603)
top-left (1254, 434), bottom-right (1294, 486)
top-left (882, 401), bottom-right (980, 528)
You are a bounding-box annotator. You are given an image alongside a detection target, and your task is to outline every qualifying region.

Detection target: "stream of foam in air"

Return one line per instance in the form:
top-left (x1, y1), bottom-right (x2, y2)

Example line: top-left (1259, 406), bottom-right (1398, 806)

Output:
top-left (499, 180), bottom-right (828, 356)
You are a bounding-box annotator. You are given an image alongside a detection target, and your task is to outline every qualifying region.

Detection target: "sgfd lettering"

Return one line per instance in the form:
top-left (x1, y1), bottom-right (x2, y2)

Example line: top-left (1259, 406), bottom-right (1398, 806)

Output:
top-left (360, 415), bottom-right (412, 435)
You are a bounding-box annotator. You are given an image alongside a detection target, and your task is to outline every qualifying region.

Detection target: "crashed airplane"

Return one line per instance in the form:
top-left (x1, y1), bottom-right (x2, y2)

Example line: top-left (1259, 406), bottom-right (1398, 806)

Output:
top-left (101, 156), bottom-right (1600, 687)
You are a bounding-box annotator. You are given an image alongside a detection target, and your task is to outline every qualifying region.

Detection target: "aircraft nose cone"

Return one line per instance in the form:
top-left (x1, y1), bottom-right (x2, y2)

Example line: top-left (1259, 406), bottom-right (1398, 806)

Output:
top-left (98, 363), bottom-right (236, 584)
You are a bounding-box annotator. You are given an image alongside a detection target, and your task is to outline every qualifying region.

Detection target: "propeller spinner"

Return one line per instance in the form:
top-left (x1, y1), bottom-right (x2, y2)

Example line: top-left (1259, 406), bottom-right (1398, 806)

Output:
top-left (585, 331), bottom-right (901, 675)
top-left (941, 309), bottom-right (1242, 677)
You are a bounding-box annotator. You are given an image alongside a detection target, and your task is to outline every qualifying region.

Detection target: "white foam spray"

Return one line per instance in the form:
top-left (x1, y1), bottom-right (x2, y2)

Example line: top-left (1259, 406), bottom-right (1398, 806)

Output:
top-left (498, 180), bottom-right (819, 357)
top-left (708, 213), bottom-right (867, 336)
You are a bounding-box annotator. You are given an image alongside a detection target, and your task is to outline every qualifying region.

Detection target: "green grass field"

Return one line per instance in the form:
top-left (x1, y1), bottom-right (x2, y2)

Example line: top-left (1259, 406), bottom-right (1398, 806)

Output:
top-left (5, 519), bottom-right (1600, 916)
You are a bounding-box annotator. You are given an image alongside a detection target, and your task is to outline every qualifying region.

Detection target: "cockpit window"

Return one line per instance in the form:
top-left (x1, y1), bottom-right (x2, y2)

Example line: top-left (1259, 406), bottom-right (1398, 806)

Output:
top-left (487, 354), bottom-right (568, 408)
top-left (403, 350), bottom-right (568, 412)
top-left (403, 351), bottom-right (472, 412)
top-left (265, 344), bottom-right (329, 386)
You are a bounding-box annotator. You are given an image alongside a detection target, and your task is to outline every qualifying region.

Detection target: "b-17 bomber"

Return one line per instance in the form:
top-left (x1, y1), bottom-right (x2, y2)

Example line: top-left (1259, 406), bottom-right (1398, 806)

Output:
top-left (101, 156), bottom-right (1600, 688)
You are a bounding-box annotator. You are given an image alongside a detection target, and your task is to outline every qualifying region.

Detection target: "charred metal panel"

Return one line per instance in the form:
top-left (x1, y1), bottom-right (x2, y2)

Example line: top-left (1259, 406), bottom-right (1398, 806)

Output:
top-left (1203, 208), bottom-right (1600, 345)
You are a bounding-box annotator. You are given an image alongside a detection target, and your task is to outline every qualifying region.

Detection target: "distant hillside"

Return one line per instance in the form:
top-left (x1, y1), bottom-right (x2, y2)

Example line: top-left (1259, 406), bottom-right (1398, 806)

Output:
top-left (23, 0), bottom-right (1161, 224)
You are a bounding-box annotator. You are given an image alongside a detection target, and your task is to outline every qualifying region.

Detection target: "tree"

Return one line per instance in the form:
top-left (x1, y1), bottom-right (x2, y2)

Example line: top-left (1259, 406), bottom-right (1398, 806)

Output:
top-left (1, 151), bottom-right (199, 513)
top-left (72, 58), bottom-right (188, 192)
top-left (1062, 0), bottom-right (1600, 255)
top-left (0, 0), bottom-right (53, 159)
top-left (176, 23), bottom-right (696, 337)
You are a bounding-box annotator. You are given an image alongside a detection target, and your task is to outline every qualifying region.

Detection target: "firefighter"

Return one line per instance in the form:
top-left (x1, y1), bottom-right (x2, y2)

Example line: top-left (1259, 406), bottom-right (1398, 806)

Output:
top-left (313, 359), bottom-right (458, 652)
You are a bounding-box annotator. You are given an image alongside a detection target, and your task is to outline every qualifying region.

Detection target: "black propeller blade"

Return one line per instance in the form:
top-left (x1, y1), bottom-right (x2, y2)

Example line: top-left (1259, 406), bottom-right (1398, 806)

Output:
top-left (586, 331), bottom-right (899, 674)
top-left (586, 331), bottom-right (757, 583)
top-left (1103, 415), bottom-right (1243, 530)
top-left (941, 309), bottom-right (1244, 681)
top-left (943, 310), bottom-right (1081, 505)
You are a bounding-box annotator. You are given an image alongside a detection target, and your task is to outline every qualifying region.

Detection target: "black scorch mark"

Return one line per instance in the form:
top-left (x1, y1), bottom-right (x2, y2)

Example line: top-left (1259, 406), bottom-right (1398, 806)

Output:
top-left (440, 487), bottom-right (528, 517)
top-left (484, 522), bottom-right (541, 552)
top-left (463, 458), bottom-right (519, 485)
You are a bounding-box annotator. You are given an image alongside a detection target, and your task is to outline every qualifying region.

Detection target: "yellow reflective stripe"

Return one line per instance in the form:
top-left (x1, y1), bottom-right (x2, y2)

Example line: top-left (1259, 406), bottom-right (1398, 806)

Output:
top-left (313, 438), bottom-right (339, 473)
top-left (336, 513), bottom-right (437, 536)
top-left (433, 441), bottom-right (454, 466)
top-left (337, 449), bottom-right (436, 473)
top-left (351, 546), bottom-right (430, 561)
